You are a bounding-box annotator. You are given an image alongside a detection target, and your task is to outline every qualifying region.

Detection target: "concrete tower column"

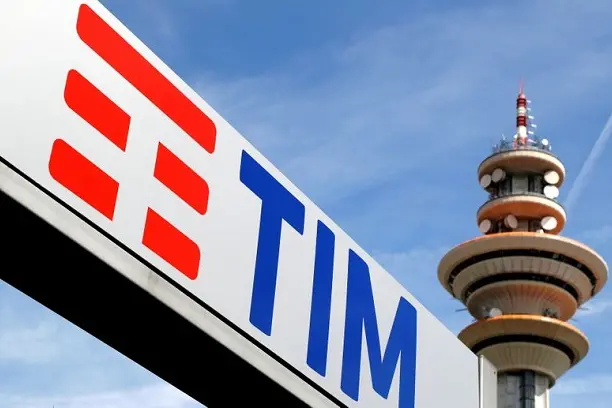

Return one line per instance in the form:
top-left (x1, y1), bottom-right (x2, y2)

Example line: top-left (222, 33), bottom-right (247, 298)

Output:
top-left (498, 372), bottom-right (550, 408)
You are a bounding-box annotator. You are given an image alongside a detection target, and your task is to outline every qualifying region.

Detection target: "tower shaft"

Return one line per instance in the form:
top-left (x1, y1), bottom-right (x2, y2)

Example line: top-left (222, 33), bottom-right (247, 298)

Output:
top-left (498, 372), bottom-right (550, 408)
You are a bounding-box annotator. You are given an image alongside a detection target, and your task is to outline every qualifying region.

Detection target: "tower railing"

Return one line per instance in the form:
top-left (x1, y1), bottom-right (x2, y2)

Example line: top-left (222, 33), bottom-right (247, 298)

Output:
top-left (487, 143), bottom-right (558, 159)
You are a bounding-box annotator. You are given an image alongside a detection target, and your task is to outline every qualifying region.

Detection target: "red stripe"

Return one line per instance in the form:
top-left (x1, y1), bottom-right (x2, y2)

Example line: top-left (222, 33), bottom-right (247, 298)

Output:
top-left (142, 208), bottom-right (200, 280)
top-left (76, 4), bottom-right (217, 154)
top-left (154, 143), bottom-right (209, 215)
top-left (48, 139), bottom-right (119, 220)
top-left (64, 70), bottom-right (131, 151)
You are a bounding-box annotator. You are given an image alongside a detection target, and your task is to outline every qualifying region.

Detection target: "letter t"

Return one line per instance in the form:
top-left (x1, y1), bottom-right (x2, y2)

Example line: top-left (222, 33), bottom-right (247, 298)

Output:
top-left (239, 150), bottom-right (305, 335)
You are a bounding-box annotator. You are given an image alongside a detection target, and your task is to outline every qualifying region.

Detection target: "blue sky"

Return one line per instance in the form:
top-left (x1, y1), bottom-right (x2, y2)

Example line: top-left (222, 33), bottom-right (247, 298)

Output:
top-left (2, 0), bottom-right (612, 406)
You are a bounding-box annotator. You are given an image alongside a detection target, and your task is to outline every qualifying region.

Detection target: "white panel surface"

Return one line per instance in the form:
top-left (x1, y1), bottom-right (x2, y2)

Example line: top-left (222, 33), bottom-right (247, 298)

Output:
top-left (480, 356), bottom-right (498, 408)
top-left (0, 2), bottom-right (479, 407)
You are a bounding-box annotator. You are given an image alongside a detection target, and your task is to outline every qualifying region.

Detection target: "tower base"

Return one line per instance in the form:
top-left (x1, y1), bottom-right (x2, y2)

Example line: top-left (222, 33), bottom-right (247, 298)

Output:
top-left (498, 371), bottom-right (550, 408)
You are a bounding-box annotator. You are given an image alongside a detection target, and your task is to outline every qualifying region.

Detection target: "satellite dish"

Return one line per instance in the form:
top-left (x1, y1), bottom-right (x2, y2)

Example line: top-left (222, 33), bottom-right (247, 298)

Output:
top-left (479, 219), bottom-right (492, 234)
top-left (544, 170), bottom-right (560, 185)
top-left (504, 214), bottom-right (518, 229)
top-left (480, 174), bottom-right (492, 189)
top-left (541, 139), bottom-right (549, 146)
top-left (543, 185), bottom-right (559, 199)
top-left (541, 216), bottom-right (558, 231)
top-left (491, 168), bottom-right (506, 183)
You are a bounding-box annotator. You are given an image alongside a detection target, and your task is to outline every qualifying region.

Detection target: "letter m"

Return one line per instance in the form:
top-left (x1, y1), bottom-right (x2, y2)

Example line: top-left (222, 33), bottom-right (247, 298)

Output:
top-left (341, 250), bottom-right (417, 408)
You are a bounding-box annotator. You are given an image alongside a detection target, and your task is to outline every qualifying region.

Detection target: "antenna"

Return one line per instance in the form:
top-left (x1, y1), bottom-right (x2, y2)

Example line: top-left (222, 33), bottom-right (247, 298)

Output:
top-left (516, 82), bottom-right (529, 144)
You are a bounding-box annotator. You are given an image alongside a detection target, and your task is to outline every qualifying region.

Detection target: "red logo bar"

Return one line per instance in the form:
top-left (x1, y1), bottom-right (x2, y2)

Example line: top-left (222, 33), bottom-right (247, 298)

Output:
top-left (142, 208), bottom-right (201, 280)
top-left (49, 139), bottom-right (119, 220)
top-left (48, 4), bottom-right (218, 280)
top-left (153, 143), bottom-right (210, 215)
top-left (64, 69), bottom-right (131, 151)
top-left (76, 4), bottom-right (217, 154)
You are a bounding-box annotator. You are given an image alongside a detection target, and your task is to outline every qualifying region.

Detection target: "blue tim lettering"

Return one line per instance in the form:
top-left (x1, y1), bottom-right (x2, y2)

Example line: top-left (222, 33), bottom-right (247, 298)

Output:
top-left (306, 220), bottom-right (336, 376)
top-left (239, 150), bottom-right (305, 336)
top-left (341, 249), bottom-right (417, 408)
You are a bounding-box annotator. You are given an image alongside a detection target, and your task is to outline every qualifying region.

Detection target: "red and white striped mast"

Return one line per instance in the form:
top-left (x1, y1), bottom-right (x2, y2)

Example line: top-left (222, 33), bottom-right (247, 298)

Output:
top-left (515, 78), bottom-right (529, 146)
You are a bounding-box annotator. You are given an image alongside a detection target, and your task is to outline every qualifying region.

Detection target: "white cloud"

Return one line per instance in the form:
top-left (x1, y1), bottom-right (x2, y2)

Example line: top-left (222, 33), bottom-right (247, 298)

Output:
top-left (564, 111), bottom-right (612, 216)
top-left (103, 0), bottom-right (231, 51)
top-left (577, 225), bottom-right (612, 247)
top-left (575, 299), bottom-right (612, 318)
top-left (0, 292), bottom-right (82, 365)
top-left (185, 1), bottom-right (612, 343)
top-left (0, 383), bottom-right (201, 408)
top-left (193, 0), bottom-right (612, 208)
top-left (373, 246), bottom-right (449, 277)
top-left (555, 374), bottom-right (612, 395)
top-left (0, 320), bottom-right (63, 365)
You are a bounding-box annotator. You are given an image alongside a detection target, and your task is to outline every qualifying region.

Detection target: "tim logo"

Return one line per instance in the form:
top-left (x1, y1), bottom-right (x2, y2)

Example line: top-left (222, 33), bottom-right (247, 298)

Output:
top-left (48, 4), bottom-right (216, 280)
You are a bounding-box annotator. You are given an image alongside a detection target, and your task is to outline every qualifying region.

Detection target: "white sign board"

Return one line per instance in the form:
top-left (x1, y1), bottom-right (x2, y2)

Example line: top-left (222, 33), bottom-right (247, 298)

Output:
top-left (0, 1), bottom-right (479, 407)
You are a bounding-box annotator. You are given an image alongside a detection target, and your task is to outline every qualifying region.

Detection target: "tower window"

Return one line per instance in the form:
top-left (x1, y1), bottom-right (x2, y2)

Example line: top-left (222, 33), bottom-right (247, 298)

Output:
top-left (528, 174), bottom-right (544, 195)
top-left (528, 220), bottom-right (541, 232)
top-left (512, 175), bottom-right (529, 194)
top-left (499, 178), bottom-right (512, 195)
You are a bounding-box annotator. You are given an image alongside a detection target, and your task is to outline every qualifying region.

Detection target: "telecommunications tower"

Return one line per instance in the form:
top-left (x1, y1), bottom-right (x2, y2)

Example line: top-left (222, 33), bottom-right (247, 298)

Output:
top-left (437, 84), bottom-right (608, 408)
